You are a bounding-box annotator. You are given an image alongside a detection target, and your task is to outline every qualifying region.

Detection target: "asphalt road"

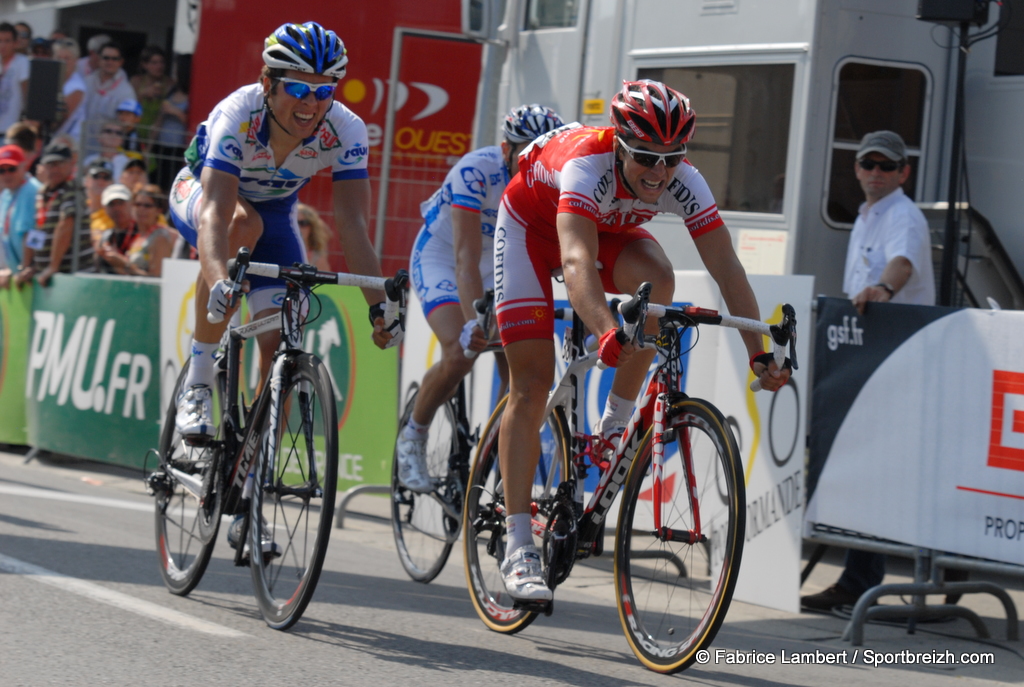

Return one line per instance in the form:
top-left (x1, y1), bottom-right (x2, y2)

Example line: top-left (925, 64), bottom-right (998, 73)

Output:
top-left (1, 449), bottom-right (1021, 686)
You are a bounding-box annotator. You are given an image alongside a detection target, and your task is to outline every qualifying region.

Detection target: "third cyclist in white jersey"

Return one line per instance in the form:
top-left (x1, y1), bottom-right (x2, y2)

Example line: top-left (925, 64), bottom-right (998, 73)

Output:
top-left (395, 105), bottom-right (564, 493)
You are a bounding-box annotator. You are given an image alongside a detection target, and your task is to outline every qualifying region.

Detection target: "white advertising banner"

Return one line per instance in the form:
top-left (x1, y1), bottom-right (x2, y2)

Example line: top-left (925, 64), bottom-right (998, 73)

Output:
top-left (159, 258), bottom-right (201, 413)
top-left (808, 300), bottom-right (1024, 566)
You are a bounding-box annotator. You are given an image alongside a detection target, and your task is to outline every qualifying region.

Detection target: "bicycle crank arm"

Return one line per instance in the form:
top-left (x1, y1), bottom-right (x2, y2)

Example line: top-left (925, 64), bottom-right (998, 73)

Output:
top-left (165, 464), bottom-right (205, 501)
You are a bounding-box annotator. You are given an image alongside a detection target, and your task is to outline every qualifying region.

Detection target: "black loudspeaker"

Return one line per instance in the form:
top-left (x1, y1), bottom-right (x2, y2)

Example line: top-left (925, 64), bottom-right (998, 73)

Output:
top-left (24, 59), bottom-right (62, 123)
top-left (917, 0), bottom-right (990, 26)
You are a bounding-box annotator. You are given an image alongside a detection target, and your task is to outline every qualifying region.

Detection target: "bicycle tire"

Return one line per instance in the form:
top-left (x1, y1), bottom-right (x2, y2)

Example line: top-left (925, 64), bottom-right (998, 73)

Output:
top-left (614, 397), bottom-right (744, 674)
top-left (154, 360), bottom-right (225, 596)
top-left (463, 396), bottom-right (571, 633)
top-left (391, 385), bottom-right (459, 583)
top-left (249, 354), bottom-right (338, 630)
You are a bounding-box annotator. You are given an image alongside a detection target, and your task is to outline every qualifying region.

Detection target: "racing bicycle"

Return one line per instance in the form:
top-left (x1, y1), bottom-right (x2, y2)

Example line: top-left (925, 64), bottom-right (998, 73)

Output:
top-left (148, 247), bottom-right (407, 629)
top-left (463, 282), bottom-right (797, 673)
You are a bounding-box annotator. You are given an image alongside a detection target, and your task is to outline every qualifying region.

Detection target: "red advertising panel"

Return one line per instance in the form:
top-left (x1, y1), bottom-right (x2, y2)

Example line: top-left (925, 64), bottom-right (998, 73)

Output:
top-left (191, 3), bottom-right (481, 275)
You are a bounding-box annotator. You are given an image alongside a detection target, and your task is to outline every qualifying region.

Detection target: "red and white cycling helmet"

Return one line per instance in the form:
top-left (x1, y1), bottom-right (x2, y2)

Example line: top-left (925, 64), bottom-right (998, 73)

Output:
top-left (610, 80), bottom-right (695, 146)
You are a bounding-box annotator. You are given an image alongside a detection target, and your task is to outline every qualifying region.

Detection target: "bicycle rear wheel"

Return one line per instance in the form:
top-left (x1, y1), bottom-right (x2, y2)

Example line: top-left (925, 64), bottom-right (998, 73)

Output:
top-left (153, 360), bottom-right (225, 596)
top-left (614, 397), bottom-right (744, 674)
top-left (463, 396), bottom-right (570, 633)
top-left (391, 385), bottom-right (460, 583)
top-left (250, 354), bottom-right (338, 630)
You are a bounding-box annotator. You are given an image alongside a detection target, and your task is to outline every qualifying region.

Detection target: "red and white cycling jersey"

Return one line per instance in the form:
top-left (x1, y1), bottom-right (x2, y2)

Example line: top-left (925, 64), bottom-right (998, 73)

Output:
top-left (506, 123), bottom-right (724, 238)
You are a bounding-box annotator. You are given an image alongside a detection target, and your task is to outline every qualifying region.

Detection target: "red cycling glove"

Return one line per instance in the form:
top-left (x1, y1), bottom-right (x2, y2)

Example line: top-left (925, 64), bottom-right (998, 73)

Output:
top-left (598, 328), bottom-right (628, 367)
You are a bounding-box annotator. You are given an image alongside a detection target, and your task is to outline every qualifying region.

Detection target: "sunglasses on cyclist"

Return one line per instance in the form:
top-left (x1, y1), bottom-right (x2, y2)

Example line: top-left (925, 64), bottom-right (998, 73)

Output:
top-left (616, 136), bottom-right (685, 168)
top-left (857, 158), bottom-right (903, 173)
top-left (275, 77), bottom-right (337, 102)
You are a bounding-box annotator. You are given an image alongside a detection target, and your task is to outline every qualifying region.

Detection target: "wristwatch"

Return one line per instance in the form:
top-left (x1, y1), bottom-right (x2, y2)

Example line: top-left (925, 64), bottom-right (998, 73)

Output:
top-left (875, 282), bottom-right (895, 298)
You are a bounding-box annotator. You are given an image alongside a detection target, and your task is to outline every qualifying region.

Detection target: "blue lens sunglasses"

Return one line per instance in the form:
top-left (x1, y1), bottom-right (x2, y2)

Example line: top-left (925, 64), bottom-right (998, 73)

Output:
top-left (276, 77), bottom-right (337, 101)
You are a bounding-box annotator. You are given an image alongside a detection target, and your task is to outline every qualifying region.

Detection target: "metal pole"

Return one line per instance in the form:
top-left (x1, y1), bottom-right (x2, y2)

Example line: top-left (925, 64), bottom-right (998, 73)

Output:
top-left (939, 21), bottom-right (969, 307)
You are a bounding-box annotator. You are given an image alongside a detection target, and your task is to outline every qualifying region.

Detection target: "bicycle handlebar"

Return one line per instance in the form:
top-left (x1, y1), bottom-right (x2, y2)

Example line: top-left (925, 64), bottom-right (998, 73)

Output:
top-left (616, 281), bottom-right (798, 392)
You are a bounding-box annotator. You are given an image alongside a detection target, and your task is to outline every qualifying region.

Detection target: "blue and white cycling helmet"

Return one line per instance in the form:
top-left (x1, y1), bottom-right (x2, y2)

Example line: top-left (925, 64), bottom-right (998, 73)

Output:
top-left (262, 22), bottom-right (348, 79)
top-left (503, 104), bottom-right (564, 143)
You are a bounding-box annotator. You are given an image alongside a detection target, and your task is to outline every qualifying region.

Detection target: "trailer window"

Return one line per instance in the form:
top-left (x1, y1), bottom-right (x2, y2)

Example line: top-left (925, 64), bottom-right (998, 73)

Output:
top-left (639, 64), bottom-right (794, 214)
top-left (995, 1), bottom-right (1024, 76)
top-left (826, 62), bottom-right (927, 226)
top-left (525, 0), bottom-right (579, 29)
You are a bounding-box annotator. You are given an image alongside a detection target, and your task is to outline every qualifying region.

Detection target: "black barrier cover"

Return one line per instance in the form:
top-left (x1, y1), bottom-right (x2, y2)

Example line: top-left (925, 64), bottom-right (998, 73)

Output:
top-left (807, 297), bottom-right (958, 501)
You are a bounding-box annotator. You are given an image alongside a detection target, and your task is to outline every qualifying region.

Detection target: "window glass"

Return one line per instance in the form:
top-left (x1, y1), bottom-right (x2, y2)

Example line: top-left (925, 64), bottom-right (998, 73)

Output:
top-left (524, 0), bottom-right (579, 29)
top-left (639, 64), bottom-right (795, 214)
top-left (826, 62), bottom-right (927, 225)
top-left (995, 2), bottom-right (1024, 76)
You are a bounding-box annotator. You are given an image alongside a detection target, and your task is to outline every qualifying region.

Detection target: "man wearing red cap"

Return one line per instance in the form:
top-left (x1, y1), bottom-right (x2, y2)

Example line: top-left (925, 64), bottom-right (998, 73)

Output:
top-left (0, 144), bottom-right (41, 288)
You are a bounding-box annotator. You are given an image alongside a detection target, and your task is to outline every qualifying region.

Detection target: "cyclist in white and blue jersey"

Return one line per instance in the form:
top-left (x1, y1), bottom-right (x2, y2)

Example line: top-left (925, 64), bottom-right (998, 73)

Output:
top-left (396, 104), bottom-right (564, 493)
top-left (170, 21), bottom-right (400, 441)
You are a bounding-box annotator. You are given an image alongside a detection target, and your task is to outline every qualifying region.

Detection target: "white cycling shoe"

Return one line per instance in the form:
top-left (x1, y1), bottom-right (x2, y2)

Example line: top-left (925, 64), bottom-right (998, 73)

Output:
top-left (396, 434), bottom-right (432, 493)
top-left (500, 545), bottom-right (553, 602)
top-left (175, 384), bottom-right (215, 439)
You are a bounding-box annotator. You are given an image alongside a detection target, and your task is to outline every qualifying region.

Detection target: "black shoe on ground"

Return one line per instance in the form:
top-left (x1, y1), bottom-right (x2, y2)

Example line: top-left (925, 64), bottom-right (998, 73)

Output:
top-left (801, 584), bottom-right (862, 612)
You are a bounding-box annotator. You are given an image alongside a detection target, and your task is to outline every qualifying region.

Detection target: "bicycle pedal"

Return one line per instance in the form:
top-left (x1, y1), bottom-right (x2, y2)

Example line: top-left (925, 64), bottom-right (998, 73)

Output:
top-left (512, 599), bottom-right (553, 616)
top-left (181, 435), bottom-right (214, 447)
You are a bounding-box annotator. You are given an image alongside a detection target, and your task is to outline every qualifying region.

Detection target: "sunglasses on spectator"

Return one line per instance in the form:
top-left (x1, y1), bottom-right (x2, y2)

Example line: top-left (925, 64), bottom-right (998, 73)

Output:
top-left (276, 77), bottom-right (337, 101)
top-left (298, 219), bottom-right (312, 227)
top-left (134, 202), bottom-right (157, 208)
top-left (0, 167), bottom-right (18, 175)
top-left (858, 158), bottom-right (903, 172)
top-left (101, 128), bottom-right (122, 135)
top-left (616, 136), bottom-right (685, 168)
top-left (101, 54), bottom-right (123, 61)
top-left (90, 172), bottom-right (113, 180)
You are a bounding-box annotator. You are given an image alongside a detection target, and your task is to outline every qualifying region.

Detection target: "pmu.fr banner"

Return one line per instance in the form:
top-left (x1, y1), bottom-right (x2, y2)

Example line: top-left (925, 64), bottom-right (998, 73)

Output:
top-left (0, 286), bottom-right (31, 444)
top-left (26, 275), bottom-right (161, 467)
top-left (807, 297), bottom-right (1024, 566)
top-left (160, 260), bottom-right (397, 492)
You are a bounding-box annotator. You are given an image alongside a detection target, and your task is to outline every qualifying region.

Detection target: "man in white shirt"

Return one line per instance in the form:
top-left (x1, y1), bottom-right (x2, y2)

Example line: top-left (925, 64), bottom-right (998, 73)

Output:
top-left (803, 129), bottom-right (936, 613)
top-left (842, 130), bottom-right (935, 314)
top-left (0, 23), bottom-right (31, 133)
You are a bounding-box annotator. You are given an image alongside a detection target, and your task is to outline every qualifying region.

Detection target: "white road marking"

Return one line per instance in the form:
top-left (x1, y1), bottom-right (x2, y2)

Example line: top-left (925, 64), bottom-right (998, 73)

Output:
top-left (0, 484), bottom-right (153, 512)
top-left (0, 553), bottom-right (248, 638)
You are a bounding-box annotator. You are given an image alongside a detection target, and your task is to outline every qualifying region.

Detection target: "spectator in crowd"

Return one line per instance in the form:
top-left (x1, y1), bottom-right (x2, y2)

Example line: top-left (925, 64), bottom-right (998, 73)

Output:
top-left (115, 99), bottom-right (144, 157)
top-left (5, 120), bottom-right (42, 170)
top-left (0, 144), bottom-right (42, 288)
top-left (0, 23), bottom-right (31, 133)
top-left (82, 42), bottom-right (137, 141)
top-left (76, 34), bottom-right (109, 78)
top-left (14, 140), bottom-right (94, 287)
top-left (801, 130), bottom-right (937, 613)
top-left (120, 158), bottom-right (148, 192)
top-left (83, 119), bottom-right (129, 181)
top-left (54, 38), bottom-right (87, 140)
top-left (85, 159), bottom-right (115, 243)
top-left (95, 183), bottom-right (135, 274)
top-left (30, 37), bottom-right (52, 59)
top-left (49, 28), bottom-right (70, 42)
top-left (296, 203), bottom-right (331, 270)
top-left (130, 45), bottom-right (175, 141)
top-left (96, 183), bottom-right (172, 277)
top-left (14, 22), bottom-right (31, 55)
top-left (150, 83), bottom-right (189, 191)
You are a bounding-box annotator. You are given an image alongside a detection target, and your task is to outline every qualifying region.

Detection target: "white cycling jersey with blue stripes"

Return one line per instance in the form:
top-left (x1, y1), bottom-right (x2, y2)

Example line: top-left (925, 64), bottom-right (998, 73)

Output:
top-left (184, 83), bottom-right (370, 202)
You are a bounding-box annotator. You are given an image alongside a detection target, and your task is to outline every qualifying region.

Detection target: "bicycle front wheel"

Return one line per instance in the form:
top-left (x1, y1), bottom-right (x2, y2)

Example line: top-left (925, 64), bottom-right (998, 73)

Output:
top-left (463, 396), bottom-right (570, 633)
top-left (391, 385), bottom-right (459, 583)
top-left (154, 360), bottom-right (225, 596)
top-left (250, 354), bottom-right (338, 630)
top-left (614, 397), bottom-right (744, 674)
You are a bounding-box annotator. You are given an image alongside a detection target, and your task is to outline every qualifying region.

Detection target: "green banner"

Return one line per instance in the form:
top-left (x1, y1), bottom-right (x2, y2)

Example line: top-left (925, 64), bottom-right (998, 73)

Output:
top-left (241, 285), bottom-right (398, 491)
top-left (0, 285), bottom-right (32, 444)
top-left (27, 275), bottom-right (160, 468)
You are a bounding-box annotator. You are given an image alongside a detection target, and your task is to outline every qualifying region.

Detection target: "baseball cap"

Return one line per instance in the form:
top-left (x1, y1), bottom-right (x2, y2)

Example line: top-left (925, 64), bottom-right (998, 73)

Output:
top-left (123, 158), bottom-right (146, 171)
top-left (116, 99), bottom-right (143, 117)
top-left (0, 144), bottom-right (25, 168)
top-left (88, 159), bottom-right (114, 177)
top-left (40, 141), bottom-right (73, 165)
top-left (856, 131), bottom-right (906, 162)
top-left (101, 184), bottom-right (133, 205)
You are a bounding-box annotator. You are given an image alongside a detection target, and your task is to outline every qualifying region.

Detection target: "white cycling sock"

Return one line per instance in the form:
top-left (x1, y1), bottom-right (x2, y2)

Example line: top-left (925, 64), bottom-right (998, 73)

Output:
top-left (183, 340), bottom-right (219, 390)
top-left (599, 391), bottom-right (633, 434)
top-left (505, 512), bottom-right (534, 558)
top-left (402, 417), bottom-right (429, 440)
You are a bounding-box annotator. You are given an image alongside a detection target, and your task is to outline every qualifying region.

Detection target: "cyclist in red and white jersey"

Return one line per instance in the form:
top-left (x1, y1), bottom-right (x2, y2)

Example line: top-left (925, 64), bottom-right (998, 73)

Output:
top-left (494, 80), bottom-right (790, 602)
